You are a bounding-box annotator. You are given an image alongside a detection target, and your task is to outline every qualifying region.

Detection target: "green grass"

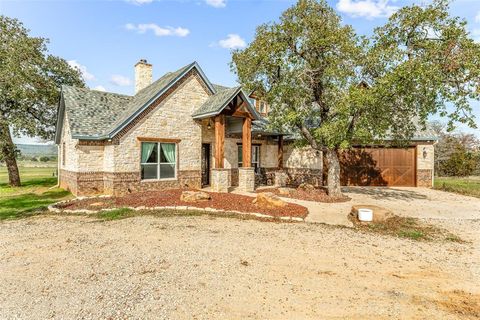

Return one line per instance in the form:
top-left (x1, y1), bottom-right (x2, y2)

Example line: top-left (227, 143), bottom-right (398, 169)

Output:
top-left (0, 166), bottom-right (71, 220)
top-left (434, 176), bottom-right (480, 198)
top-left (96, 208), bottom-right (135, 220)
top-left (350, 215), bottom-right (464, 242)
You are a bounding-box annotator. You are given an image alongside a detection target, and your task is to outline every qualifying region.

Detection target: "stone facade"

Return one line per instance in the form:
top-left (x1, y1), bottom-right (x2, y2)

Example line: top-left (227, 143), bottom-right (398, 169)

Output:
top-left (211, 169), bottom-right (229, 193)
top-left (135, 60), bottom-right (153, 94)
top-left (416, 144), bottom-right (435, 187)
top-left (274, 171), bottom-right (287, 187)
top-left (59, 72), bottom-right (209, 196)
top-left (238, 167), bottom-right (255, 192)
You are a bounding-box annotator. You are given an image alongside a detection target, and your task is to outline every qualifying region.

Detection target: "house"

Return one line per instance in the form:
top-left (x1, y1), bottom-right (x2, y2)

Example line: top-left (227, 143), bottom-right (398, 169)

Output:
top-left (55, 60), bottom-right (436, 196)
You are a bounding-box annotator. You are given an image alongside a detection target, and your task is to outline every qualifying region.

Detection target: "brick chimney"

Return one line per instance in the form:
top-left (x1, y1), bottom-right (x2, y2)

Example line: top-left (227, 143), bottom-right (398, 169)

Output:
top-left (134, 59), bottom-right (152, 94)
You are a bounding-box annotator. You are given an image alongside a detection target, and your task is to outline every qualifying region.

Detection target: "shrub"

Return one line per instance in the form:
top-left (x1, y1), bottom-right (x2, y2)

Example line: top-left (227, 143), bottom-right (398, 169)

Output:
top-left (437, 146), bottom-right (478, 177)
top-left (39, 156), bottom-right (50, 162)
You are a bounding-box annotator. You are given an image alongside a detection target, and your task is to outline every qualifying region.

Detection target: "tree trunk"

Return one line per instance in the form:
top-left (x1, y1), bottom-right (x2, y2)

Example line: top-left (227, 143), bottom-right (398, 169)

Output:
top-left (0, 122), bottom-right (21, 187)
top-left (325, 148), bottom-right (342, 197)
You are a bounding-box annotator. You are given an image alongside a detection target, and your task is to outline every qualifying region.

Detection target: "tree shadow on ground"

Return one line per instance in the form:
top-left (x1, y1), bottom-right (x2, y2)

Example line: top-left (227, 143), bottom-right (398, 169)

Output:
top-left (343, 186), bottom-right (428, 201)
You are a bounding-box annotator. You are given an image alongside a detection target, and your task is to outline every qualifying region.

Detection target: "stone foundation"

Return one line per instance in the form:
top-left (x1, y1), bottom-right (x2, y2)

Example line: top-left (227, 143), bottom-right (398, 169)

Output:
top-left (59, 169), bottom-right (201, 197)
top-left (211, 169), bottom-right (229, 193)
top-left (238, 167), bottom-right (255, 192)
top-left (274, 171), bottom-right (287, 187)
top-left (262, 168), bottom-right (322, 187)
top-left (417, 169), bottom-right (433, 187)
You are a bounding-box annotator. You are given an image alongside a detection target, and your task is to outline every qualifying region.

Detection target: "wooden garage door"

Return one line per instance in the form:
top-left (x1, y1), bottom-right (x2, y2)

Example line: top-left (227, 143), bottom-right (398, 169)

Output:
top-left (340, 148), bottom-right (416, 187)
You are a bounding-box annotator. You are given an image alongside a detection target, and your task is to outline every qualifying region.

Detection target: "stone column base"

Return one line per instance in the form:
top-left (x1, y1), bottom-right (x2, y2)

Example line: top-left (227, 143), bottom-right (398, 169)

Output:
top-left (211, 169), bottom-right (230, 193)
top-left (238, 167), bottom-right (255, 192)
top-left (274, 171), bottom-right (288, 187)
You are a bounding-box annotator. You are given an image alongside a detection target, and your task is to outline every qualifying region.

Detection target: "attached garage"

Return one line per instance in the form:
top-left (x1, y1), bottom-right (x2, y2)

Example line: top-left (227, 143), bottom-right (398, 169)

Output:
top-left (340, 147), bottom-right (417, 187)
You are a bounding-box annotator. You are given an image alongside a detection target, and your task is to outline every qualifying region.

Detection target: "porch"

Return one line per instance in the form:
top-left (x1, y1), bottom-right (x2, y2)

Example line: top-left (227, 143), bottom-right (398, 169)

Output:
top-left (193, 87), bottom-right (286, 193)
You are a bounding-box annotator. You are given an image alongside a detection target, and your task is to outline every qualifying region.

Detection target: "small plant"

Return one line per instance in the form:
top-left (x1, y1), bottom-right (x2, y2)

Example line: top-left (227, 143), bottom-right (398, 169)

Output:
top-left (398, 230), bottom-right (424, 240)
top-left (96, 208), bottom-right (133, 220)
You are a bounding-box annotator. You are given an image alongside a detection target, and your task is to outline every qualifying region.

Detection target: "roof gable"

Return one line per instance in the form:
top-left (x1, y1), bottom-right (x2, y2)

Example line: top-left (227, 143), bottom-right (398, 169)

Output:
top-left (58, 61), bottom-right (217, 141)
top-left (192, 86), bottom-right (261, 120)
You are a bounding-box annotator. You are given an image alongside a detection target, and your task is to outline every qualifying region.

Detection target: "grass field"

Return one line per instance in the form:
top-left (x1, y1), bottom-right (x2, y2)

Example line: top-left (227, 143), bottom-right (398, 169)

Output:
top-left (434, 176), bottom-right (480, 198)
top-left (0, 166), bottom-right (71, 220)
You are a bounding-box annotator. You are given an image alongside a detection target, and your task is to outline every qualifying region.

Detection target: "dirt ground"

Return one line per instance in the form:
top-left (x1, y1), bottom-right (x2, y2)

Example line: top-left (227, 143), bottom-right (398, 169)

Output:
top-left (1, 213), bottom-right (479, 319)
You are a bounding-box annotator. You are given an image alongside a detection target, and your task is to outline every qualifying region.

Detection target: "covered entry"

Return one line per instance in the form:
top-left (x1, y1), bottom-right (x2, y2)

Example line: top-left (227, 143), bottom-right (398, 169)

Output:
top-left (340, 147), bottom-right (416, 187)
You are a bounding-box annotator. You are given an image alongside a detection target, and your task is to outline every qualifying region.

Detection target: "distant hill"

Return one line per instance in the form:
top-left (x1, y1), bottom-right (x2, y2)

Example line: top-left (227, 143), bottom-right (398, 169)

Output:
top-left (16, 144), bottom-right (57, 156)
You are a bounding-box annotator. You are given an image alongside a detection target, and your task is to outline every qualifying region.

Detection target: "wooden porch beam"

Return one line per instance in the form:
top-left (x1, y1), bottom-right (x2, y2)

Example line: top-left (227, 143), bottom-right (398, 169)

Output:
top-left (214, 115), bottom-right (225, 168)
top-left (242, 117), bottom-right (252, 168)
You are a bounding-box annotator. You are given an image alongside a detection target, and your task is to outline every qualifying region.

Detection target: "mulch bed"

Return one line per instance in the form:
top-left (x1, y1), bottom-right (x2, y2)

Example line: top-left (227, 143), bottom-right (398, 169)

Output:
top-left (256, 187), bottom-right (350, 203)
top-left (56, 189), bottom-right (308, 219)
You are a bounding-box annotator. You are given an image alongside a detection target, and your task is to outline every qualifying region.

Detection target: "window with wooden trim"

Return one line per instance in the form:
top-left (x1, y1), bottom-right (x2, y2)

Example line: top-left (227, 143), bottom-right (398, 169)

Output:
top-left (140, 142), bottom-right (176, 180)
top-left (62, 142), bottom-right (66, 166)
top-left (259, 101), bottom-right (267, 114)
top-left (238, 144), bottom-right (260, 173)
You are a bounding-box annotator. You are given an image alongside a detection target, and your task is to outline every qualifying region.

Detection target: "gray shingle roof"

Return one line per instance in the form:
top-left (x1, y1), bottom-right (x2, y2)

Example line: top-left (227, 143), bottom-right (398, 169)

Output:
top-left (62, 86), bottom-right (133, 138)
top-left (192, 86), bottom-right (241, 119)
top-left (60, 62), bottom-right (217, 140)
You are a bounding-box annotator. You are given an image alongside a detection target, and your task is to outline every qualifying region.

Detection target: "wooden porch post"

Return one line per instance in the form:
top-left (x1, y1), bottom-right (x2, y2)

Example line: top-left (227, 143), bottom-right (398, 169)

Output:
top-left (278, 135), bottom-right (284, 169)
top-left (242, 117), bottom-right (252, 167)
top-left (214, 115), bottom-right (225, 168)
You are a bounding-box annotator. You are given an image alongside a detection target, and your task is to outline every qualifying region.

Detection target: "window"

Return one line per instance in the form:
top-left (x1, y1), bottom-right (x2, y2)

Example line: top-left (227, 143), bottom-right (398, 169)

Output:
top-left (141, 142), bottom-right (176, 180)
top-left (238, 144), bottom-right (260, 173)
top-left (249, 97), bottom-right (256, 107)
top-left (62, 142), bottom-right (66, 166)
top-left (259, 101), bottom-right (267, 114)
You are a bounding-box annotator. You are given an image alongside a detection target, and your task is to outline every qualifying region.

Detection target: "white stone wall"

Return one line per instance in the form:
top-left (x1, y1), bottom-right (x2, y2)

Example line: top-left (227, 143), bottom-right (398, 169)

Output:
top-left (113, 75), bottom-right (209, 173)
top-left (60, 115), bottom-right (79, 172)
top-left (76, 145), bottom-right (104, 172)
top-left (283, 145), bottom-right (322, 170)
top-left (416, 144), bottom-right (434, 171)
top-left (103, 145), bottom-right (115, 172)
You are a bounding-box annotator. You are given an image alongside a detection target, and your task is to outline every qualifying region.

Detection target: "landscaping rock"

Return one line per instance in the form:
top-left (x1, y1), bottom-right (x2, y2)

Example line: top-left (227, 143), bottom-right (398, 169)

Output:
top-left (253, 192), bottom-right (286, 208)
top-left (298, 183), bottom-right (315, 191)
top-left (278, 187), bottom-right (294, 195)
top-left (180, 191), bottom-right (211, 202)
top-left (351, 205), bottom-right (394, 223)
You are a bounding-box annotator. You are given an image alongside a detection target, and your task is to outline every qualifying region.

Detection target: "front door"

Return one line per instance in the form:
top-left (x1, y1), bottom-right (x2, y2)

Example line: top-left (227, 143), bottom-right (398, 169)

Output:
top-left (201, 144), bottom-right (210, 187)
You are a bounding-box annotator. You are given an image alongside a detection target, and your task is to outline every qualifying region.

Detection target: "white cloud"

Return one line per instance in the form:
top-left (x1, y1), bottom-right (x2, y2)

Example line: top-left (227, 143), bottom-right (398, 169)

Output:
top-left (217, 34), bottom-right (246, 49)
top-left (67, 60), bottom-right (96, 81)
top-left (205, 0), bottom-right (226, 8)
top-left (125, 0), bottom-right (153, 5)
top-left (125, 23), bottom-right (190, 37)
top-left (336, 0), bottom-right (399, 19)
top-left (475, 11), bottom-right (480, 23)
top-left (110, 75), bottom-right (132, 87)
top-left (92, 85), bottom-right (106, 92)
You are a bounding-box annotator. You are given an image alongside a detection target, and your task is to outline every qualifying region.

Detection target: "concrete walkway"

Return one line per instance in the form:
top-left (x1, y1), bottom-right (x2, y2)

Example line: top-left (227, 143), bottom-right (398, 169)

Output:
top-left (232, 186), bottom-right (480, 227)
top-left (231, 188), bottom-right (353, 227)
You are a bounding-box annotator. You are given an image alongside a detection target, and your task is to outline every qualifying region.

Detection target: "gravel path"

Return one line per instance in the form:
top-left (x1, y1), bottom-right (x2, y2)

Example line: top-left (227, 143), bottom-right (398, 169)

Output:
top-left (0, 214), bottom-right (478, 319)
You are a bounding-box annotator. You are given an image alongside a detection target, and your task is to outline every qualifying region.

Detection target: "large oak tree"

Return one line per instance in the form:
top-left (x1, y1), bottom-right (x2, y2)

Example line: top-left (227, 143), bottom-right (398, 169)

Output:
top-left (0, 16), bottom-right (84, 186)
top-left (232, 0), bottom-right (480, 196)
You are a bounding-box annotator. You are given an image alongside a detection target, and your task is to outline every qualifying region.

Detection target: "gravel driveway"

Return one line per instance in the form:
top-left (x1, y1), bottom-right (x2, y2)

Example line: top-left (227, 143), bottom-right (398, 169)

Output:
top-left (1, 213), bottom-right (478, 319)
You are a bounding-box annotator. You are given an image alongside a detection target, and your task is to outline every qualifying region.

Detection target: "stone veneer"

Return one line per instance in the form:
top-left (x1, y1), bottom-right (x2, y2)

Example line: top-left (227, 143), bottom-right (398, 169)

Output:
top-left (211, 169), bottom-right (229, 193)
top-left (60, 169), bottom-right (201, 196)
top-left (238, 167), bottom-right (255, 192)
top-left (416, 144), bottom-right (435, 187)
top-left (59, 70), bottom-right (209, 196)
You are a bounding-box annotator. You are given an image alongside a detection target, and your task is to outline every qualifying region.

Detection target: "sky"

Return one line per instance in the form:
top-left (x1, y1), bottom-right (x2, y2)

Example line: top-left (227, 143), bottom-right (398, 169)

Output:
top-left (1, 0), bottom-right (480, 144)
